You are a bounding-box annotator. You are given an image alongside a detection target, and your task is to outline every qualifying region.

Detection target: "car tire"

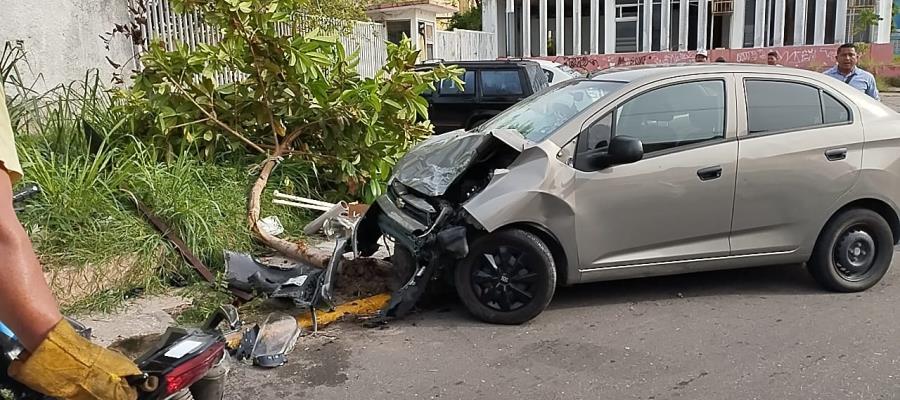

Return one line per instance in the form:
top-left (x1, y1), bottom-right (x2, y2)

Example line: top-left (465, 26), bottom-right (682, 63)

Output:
top-left (808, 208), bottom-right (894, 292)
top-left (454, 229), bottom-right (556, 324)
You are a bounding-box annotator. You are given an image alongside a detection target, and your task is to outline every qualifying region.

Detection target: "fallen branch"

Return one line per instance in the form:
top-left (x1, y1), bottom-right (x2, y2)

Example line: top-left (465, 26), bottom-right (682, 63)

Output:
top-left (247, 156), bottom-right (331, 268)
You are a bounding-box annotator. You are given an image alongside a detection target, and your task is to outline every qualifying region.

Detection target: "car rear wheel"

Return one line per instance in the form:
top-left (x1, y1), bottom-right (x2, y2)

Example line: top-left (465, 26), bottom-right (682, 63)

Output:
top-left (454, 229), bottom-right (556, 324)
top-left (808, 208), bottom-right (894, 292)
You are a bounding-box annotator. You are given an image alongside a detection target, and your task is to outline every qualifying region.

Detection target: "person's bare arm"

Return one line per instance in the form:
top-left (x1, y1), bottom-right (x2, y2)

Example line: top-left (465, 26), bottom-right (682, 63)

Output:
top-left (0, 170), bottom-right (62, 351)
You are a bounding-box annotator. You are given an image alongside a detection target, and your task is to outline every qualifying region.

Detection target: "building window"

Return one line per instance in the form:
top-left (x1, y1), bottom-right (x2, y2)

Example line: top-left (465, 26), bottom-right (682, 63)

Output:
top-left (670, 1), bottom-right (681, 50)
top-left (825, 0), bottom-right (838, 43)
top-left (652, 2), bottom-right (662, 51)
top-left (743, 0), bottom-right (756, 47)
top-left (386, 20), bottom-right (411, 45)
top-left (615, 2), bottom-right (641, 52)
top-left (805, 0), bottom-right (815, 44)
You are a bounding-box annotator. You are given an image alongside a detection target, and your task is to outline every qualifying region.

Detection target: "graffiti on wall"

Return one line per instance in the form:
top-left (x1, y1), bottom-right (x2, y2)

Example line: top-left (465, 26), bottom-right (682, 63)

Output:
top-left (539, 43), bottom-right (893, 74)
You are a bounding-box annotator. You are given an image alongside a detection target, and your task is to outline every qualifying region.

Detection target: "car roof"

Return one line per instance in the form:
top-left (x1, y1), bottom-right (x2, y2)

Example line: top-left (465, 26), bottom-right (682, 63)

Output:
top-left (588, 63), bottom-right (832, 83)
top-left (416, 59), bottom-right (541, 69)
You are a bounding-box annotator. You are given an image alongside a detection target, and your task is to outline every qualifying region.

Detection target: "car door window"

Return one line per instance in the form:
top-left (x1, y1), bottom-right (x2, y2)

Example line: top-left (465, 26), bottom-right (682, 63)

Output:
top-left (439, 70), bottom-right (475, 95)
top-left (581, 113), bottom-right (613, 152)
top-left (822, 91), bottom-right (851, 124)
top-left (481, 70), bottom-right (524, 96)
top-left (614, 80), bottom-right (726, 153)
top-left (573, 80), bottom-right (726, 172)
top-left (745, 80), bottom-right (824, 133)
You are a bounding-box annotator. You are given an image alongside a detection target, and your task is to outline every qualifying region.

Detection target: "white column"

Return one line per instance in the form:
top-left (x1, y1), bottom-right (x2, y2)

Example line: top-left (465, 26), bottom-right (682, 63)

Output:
top-left (876, 0), bottom-right (891, 43)
top-left (574, 0), bottom-right (582, 54)
top-left (506, 0), bottom-right (516, 55)
top-left (590, 0), bottom-right (600, 53)
top-left (678, 0), bottom-right (689, 50)
top-left (540, 0), bottom-right (548, 55)
top-left (643, 0), bottom-right (654, 51)
top-left (813, 0), bottom-right (825, 44)
top-left (410, 18), bottom-right (420, 50)
top-left (697, 0), bottom-right (708, 49)
top-left (753, 0), bottom-right (765, 46)
top-left (661, 0), bottom-right (671, 50)
top-left (834, 0), bottom-right (847, 43)
top-left (605, 0), bottom-right (616, 52)
top-left (793, 0), bottom-right (807, 45)
top-left (556, 0), bottom-right (565, 55)
top-left (483, 0), bottom-right (499, 55)
top-left (773, 0), bottom-right (785, 46)
top-left (523, 0), bottom-right (532, 56)
top-left (730, 0), bottom-right (746, 48)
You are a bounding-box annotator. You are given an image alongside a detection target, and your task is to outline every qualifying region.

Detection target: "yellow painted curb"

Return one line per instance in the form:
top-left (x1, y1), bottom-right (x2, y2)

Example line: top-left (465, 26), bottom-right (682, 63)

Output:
top-left (297, 292), bottom-right (391, 330)
top-left (225, 292), bottom-right (391, 349)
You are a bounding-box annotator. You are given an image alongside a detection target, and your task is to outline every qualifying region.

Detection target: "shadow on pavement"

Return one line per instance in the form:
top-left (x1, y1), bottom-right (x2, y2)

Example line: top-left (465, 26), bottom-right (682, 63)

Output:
top-left (405, 263), bottom-right (825, 326)
top-left (548, 263), bottom-right (821, 311)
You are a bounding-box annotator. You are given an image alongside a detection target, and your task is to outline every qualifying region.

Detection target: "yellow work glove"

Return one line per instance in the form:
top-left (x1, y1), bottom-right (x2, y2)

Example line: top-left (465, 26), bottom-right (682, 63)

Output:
top-left (8, 319), bottom-right (140, 400)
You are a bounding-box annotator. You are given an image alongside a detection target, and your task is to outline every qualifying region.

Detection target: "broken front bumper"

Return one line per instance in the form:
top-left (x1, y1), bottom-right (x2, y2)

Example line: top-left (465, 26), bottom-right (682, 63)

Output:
top-left (354, 193), bottom-right (469, 318)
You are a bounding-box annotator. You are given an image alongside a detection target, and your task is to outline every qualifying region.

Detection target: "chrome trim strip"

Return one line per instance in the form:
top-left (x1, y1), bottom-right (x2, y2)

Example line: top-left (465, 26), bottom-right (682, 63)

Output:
top-left (579, 250), bottom-right (796, 273)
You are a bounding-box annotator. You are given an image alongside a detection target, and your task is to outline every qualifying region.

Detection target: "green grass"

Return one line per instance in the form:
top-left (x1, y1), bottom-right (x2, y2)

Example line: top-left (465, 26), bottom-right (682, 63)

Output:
top-left (7, 67), bottom-right (315, 315)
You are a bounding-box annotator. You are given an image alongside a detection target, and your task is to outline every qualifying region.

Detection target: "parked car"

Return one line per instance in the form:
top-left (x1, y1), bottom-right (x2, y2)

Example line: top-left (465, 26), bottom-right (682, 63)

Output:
top-left (357, 63), bottom-right (900, 324)
top-left (417, 60), bottom-right (549, 134)
top-left (531, 59), bottom-right (585, 85)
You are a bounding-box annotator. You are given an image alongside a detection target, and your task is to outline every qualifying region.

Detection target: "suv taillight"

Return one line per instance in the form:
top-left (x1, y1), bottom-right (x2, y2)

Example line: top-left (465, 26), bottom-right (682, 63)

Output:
top-left (163, 342), bottom-right (225, 396)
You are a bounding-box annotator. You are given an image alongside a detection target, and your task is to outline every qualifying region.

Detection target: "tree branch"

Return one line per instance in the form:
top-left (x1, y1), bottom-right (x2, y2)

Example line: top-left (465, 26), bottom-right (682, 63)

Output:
top-left (167, 78), bottom-right (266, 154)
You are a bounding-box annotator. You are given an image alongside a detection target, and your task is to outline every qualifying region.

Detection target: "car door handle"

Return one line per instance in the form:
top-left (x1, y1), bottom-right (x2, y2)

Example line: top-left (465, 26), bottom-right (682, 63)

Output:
top-left (697, 166), bottom-right (723, 181)
top-left (825, 147), bottom-right (848, 161)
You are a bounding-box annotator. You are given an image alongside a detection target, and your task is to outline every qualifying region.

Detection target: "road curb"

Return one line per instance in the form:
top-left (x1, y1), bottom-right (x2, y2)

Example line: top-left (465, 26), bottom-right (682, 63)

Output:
top-left (296, 293), bottom-right (391, 330)
top-left (226, 293), bottom-right (391, 348)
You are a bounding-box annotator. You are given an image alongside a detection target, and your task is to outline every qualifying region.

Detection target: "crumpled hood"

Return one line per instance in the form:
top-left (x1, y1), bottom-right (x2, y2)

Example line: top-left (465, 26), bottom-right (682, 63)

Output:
top-left (391, 129), bottom-right (526, 197)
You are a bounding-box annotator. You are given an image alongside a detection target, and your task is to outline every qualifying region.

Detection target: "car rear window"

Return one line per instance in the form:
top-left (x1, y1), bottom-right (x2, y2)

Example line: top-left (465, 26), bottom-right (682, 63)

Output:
top-left (439, 70), bottom-right (476, 95)
top-left (744, 79), bottom-right (850, 134)
top-left (481, 70), bottom-right (524, 96)
top-left (526, 64), bottom-right (550, 93)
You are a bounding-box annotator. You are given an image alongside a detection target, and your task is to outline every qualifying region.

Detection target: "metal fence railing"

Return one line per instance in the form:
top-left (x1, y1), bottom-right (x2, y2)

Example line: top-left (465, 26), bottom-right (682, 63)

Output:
top-left (142, 0), bottom-right (496, 79)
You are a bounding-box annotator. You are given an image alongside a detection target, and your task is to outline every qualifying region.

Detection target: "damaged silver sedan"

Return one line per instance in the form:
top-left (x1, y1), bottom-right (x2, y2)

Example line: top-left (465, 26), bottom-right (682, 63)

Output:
top-left (356, 64), bottom-right (900, 324)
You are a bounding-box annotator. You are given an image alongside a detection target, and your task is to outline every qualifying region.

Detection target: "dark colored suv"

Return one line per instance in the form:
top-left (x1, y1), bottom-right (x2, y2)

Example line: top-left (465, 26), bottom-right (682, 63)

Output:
top-left (418, 60), bottom-right (549, 134)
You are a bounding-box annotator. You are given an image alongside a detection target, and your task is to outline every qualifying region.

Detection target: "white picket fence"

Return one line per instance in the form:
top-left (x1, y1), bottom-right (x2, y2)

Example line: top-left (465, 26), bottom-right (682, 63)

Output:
top-left (434, 29), bottom-right (498, 61)
top-left (142, 0), bottom-right (494, 78)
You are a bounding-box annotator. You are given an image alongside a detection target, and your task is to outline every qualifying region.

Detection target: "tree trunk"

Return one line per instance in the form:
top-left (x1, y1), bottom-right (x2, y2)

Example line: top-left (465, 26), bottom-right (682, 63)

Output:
top-left (248, 157), bottom-right (331, 268)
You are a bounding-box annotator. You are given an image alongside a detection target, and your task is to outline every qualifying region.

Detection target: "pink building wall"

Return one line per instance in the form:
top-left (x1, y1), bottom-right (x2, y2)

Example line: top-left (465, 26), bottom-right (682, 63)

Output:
top-left (537, 43), bottom-right (895, 75)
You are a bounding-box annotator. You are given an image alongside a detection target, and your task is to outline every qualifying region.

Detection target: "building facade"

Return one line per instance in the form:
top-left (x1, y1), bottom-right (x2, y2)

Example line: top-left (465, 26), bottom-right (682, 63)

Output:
top-left (483, 0), bottom-right (894, 57)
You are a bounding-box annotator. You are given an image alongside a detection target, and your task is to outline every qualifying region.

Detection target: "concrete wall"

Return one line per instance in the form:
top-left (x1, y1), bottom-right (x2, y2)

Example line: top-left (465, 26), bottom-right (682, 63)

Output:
top-left (0, 0), bottom-right (135, 90)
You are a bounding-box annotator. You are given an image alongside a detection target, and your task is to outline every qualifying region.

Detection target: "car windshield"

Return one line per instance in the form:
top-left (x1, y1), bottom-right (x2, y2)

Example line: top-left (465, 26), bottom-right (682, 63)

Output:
top-left (477, 80), bottom-right (625, 142)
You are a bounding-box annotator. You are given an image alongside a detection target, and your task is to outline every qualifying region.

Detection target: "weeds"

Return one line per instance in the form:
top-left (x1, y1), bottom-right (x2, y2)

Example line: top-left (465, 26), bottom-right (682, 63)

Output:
top-left (6, 48), bottom-right (313, 313)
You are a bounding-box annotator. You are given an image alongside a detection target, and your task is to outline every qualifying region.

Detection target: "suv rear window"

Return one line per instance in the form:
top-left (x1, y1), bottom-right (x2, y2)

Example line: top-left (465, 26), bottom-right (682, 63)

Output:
top-left (481, 70), bottom-right (524, 96)
top-left (526, 64), bottom-right (550, 93)
top-left (439, 70), bottom-right (476, 95)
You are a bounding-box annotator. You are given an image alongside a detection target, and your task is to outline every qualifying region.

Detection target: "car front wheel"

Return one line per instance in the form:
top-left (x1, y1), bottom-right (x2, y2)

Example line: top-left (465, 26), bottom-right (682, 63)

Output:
top-left (454, 229), bottom-right (556, 324)
top-left (808, 208), bottom-right (894, 292)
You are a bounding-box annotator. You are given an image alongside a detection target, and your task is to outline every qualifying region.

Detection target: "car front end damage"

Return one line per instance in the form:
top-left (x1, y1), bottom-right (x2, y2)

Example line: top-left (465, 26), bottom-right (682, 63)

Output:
top-left (354, 129), bottom-right (524, 317)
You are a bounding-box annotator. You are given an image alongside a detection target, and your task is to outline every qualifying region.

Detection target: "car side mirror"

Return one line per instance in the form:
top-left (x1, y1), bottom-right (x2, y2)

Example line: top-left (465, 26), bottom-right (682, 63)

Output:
top-left (582, 135), bottom-right (643, 170)
top-left (607, 135), bottom-right (643, 165)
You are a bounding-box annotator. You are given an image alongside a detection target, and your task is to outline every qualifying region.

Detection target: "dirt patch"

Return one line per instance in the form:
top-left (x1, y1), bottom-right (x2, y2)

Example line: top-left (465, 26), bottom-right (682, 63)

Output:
top-left (332, 257), bottom-right (395, 304)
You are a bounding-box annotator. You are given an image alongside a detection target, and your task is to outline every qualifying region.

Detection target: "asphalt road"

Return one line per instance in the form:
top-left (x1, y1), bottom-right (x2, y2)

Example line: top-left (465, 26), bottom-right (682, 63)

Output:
top-left (227, 94), bottom-right (900, 400)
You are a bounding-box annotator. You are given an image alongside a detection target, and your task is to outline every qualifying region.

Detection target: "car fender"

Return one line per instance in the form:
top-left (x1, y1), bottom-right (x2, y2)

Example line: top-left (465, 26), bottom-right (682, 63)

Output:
top-left (462, 143), bottom-right (581, 283)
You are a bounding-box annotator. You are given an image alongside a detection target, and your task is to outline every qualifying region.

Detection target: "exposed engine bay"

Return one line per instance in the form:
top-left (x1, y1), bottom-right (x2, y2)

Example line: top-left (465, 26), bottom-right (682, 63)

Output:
top-left (354, 129), bottom-right (523, 317)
